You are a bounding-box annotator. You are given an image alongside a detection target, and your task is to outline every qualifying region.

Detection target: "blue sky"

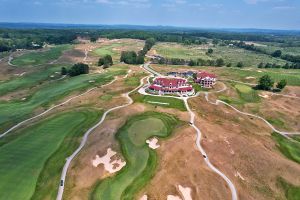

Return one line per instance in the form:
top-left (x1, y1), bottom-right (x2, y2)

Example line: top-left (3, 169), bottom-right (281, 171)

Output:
top-left (0, 0), bottom-right (299, 29)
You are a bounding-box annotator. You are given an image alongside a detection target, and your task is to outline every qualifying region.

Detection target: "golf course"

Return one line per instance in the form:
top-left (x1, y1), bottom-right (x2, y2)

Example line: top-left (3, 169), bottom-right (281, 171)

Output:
top-left (91, 112), bottom-right (180, 200)
top-left (0, 109), bottom-right (101, 200)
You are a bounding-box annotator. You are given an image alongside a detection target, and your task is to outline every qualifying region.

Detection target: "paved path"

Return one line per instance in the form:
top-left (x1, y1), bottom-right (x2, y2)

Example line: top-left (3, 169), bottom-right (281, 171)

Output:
top-left (56, 71), bottom-right (147, 200)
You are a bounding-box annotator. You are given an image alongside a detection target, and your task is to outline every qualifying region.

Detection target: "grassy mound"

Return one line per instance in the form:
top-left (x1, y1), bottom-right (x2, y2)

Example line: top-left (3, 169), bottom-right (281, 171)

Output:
top-left (272, 132), bottom-right (300, 164)
top-left (0, 109), bottom-right (101, 200)
top-left (91, 112), bottom-right (180, 200)
top-left (11, 45), bottom-right (72, 66)
top-left (0, 68), bottom-right (126, 133)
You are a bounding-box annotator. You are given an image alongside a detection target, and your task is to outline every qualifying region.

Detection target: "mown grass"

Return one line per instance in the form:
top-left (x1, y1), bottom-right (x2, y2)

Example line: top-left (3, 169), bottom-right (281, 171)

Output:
top-left (11, 45), bottom-right (72, 66)
top-left (131, 92), bottom-right (186, 111)
top-left (0, 64), bottom-right (70, 96)
top-left (277, 177), bottom-right (300, 200)
top-left (234, 84), bottom-right (260, 103)
top-left (91, 112), bottom-right (180, 200)
top-left (0, 68), bottom-right (126, 133)
top-left (272, 132), bottom-right (300, 164)
top-left (0, 109), bottom-right (100, 200)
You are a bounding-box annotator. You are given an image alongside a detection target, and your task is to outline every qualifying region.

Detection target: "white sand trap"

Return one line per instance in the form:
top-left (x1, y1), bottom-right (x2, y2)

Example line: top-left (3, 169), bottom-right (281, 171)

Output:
top-left (50, 75), bottom-right (55, 78)
top-left (139, 195), bottom-right (148, 200)
top-left (92, 148), bottom-right (126, 174)
top-left (167, 195), bottom-right (182, 200)
top-left (245, 76), bottom-right (255, 79)
top-left (147, 101), bottom-right (170, 105)
top-left (89, 80), bottom-right (95, 83)
top-left (257, 70), bottom-right (262, 73)
top-left (259, 94), bottom-right (269, 98)
top-left (179, 185), bottom-right (192, 200)
top-left (21, 97), bottom-right (27, 101)
top-left (146, 137), bottom-right (160, 149)
top-left (168, 185), bottom-right (193, 200)
top-left (235, 171), bottom-right (245, 181)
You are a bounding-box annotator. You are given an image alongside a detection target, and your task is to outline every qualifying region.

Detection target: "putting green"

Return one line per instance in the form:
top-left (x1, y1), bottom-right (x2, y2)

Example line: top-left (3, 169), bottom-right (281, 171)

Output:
top-left (91, 112), bottom-right (180, 200)
top-left (0, 109), bottom-right (100, 200)
top-left (11, 45), bottom-right (72, 66)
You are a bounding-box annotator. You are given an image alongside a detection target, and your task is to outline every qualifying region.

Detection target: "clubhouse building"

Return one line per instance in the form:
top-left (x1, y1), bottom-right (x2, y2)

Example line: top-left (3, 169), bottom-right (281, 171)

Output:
top-left (148, 77), bottom-right (194, 95)
top-left (194, 71), bottom-right (217, 88)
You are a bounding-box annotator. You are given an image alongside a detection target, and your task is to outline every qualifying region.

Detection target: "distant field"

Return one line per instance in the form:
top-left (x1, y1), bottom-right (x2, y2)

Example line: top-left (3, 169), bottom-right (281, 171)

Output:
top-left (131, 93), bottom-right (186, 111)
top-left (91, 112), bottom-right (179, 200)
top-left (0, 64), bottom-right (69, 96)
top-left (11, 45), bottom-right (72, 66)
top-left (0, 110), bottom-right (100, 200)
top-left (254, 42), bottom-right (300, 56)
top-left (93, 40), bottom-right (144, 61)
top-left (0, 68), bottom-right (126, 132)
top-left (152, 42), bottom-right (287, 67)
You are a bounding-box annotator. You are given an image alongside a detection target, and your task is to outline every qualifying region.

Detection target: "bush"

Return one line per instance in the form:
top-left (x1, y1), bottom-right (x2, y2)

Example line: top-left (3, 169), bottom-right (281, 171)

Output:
top-left (61, 67), bottom-right (68, 75)
top-left (276, 79), bottom-right (287, 90)
top-left (98, 55), bottom-right (113, 68)
top-left (257, 75), bottom-right (274, 90)
top-left (236, 62), bottom-right (244, 68)
top-left (68, 63), bottom-right (89, 77)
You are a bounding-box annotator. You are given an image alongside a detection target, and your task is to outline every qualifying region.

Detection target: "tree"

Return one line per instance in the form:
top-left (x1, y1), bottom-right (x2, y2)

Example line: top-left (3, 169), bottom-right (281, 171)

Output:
top-left (236, 62), bottom-right (244, 68)
top-left (90, 36), bottom-right (98, 43)
top-left (189, 59), bottom-right (197, 66)
top-left (276, 79), bottom-right (287, 90)
top-left (68, 63), bottom-right (89, 77)
top-left (207, 48), bottom-right (213, 54)
top-left (258, 75), bottom-right (274, 90)
top-left (120, 51), bottom-right (138, 64)
top-left (216, 58), bottom-right (225, 67)
top-left (258, 62), bottom-right (264, 68)
top-left (272, 50), bottom-right (282, 58)
top-left (61, 67), bottom-right (68, 75)
top-left (98, 55), bottom-right (113, 68)
top-left (226, 63), bottom-right (232, 67)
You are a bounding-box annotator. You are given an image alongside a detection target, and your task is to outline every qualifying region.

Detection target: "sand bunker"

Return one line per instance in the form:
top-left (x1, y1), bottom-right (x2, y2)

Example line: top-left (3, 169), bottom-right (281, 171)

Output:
top-left (92, 148), bottom-right (126, 174)
top-left (167, 195), bottom-right (182, 200)
top-left (146, 137), bottom-right (160, 149)
top-left (167, 185), bottom-right (193, 200)
top-left (140, 195), bottom-right (148, 200)
top-left (245, 76), bottom-right (255, 80)
top-left (259, 94), bottom-right (269, 98)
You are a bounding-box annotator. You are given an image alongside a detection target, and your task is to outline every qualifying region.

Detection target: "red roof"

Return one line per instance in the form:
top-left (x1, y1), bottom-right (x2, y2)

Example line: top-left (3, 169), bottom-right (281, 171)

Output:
top-left (197, 72), bottom-right (216, 79)
top-left (154, 77), bottom-right (187, 87)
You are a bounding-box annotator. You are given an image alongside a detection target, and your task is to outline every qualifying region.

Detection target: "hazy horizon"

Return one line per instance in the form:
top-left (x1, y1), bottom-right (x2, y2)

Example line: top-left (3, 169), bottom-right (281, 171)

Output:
top-left (0, 0), bottom-right (299, 30)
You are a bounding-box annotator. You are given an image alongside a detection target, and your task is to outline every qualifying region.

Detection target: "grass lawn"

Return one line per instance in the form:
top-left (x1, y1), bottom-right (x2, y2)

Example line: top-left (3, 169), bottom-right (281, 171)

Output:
top-left (0, 64), bottom-right (70, 96)
top-left (11, 45), bottom-right (72, 66)
top-left (272, 132), bottom-right (300, 164)
top-left (0, 109), bottom-right (101, 200)
top-left (0, 68), bottom-right (126, 133)
top-left (234, 84), bottom-right (260, 103)
top-left (278, 177), bottom-right (300, 200)
top-left (131, 92), bottom-right (186, 111)
top-left (91, 112), bottom-right (180, 200)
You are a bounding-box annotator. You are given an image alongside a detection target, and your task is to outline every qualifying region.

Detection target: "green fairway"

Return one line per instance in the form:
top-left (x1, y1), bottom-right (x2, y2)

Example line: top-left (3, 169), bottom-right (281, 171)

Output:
top-left (131, 93), bottom-right (187, 111)
top-left (235, 84), bottom-right (260, 103)
top-left (0, 109), bottom-right (100, 200)
top-left (272, 132), bottom-right (300, 164)
top-left (91, 112), bottom-right (180, 200)
top-left (0, 64), bottom-right (69, 96)
top-left (0, 68), bottom-right (126, 132)
top-left (11, 45), bottom-right (72, 66)
top-left (278, 177), bottom-right (300, 200)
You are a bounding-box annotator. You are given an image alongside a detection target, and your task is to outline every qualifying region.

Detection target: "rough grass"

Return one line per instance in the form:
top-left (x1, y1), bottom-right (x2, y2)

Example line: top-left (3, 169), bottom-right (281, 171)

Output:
top-left (91, 112), bottom-right (180, 200)
top-left (11, 45), bottom-right (72, 66)
top-left (0, 64), bottom-right (70, 96)
top-left (272, 132), bottom-right (300, 164)
top-left (278, 177), bottom-right (300, 200)
top-left (0, 109), bottom-right (100, 200)
top-left (0, 68), bottom-right (126, 133)
top-left (131, 92), bottom-right (186, 111)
